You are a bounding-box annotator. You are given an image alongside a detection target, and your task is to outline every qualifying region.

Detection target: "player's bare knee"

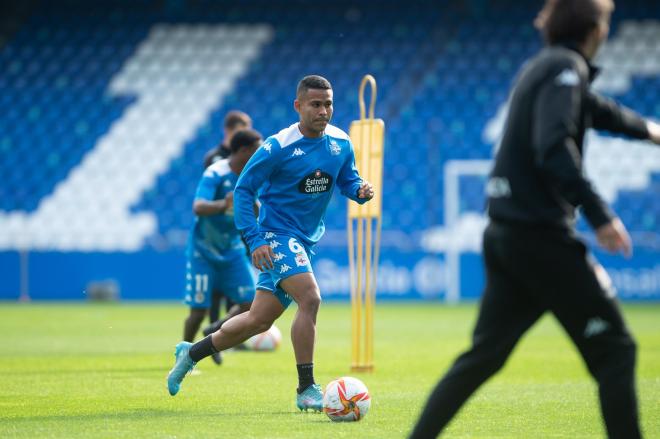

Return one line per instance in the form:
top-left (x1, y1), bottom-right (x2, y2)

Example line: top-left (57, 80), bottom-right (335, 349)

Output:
top-left (250, 318), bottom-right (274, 335)
top-left (297, 289), bottom-right (321, 313)
top-left (248, 312), bottom-right (277, 334)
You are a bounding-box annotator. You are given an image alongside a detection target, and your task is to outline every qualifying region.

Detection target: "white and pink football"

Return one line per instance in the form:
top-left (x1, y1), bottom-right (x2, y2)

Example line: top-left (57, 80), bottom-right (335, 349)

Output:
top-left (323, 377), bottom-right (371, 422)
top-left (245, 325), bottom-right (282, 351)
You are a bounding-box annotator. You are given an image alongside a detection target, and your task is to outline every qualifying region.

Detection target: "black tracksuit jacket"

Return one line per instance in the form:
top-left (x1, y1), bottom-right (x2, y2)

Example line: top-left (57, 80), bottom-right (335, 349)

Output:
top-left (487, 43), bottom-right (650, 231)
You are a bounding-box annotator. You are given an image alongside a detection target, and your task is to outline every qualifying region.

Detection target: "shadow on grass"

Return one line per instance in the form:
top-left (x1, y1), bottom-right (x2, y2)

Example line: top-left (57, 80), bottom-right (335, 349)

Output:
top-left (5, 408), bottom-right (309, 424)
top-left (2, 367), bottom-right (169, 376)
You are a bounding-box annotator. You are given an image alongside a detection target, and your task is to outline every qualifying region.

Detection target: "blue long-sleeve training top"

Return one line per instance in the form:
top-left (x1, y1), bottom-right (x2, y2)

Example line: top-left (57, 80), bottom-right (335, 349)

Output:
top-left (234, 122), bottom-right (368, 252)
top-left (188, 159), bottom-right (245, 263)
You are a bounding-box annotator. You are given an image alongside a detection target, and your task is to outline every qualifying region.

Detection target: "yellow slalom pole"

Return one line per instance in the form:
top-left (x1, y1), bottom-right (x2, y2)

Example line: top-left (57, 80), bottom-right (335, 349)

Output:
top-left (359, 75), bottom-right (374, 370)
top-left (348, 74), bottom-right (384, 372)
top-left (348, 216), bottom-right (358, 369)
top-left (368, 215), bottom-right (382, 367)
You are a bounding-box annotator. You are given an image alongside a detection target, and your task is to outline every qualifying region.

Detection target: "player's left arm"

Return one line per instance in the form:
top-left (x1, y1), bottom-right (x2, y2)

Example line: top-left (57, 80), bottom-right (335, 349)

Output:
top-left (337, 141), bottom-right (374, 204)
top-left (586, 91), bottom-right (659, 143)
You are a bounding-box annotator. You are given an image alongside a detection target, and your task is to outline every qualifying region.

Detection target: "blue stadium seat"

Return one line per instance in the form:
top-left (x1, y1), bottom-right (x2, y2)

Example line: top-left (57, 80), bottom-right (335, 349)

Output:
top-left (0, 0), bottom-right (658, 249)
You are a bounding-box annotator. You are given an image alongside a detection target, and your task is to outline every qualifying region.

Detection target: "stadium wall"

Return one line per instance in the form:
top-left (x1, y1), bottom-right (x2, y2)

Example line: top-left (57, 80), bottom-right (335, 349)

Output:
top-left (1, 247), bottom-right (658, 301)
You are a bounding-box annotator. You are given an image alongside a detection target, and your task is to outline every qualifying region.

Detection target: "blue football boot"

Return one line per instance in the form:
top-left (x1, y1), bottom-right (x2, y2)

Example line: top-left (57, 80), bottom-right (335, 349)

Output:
top-left (167, 342), bottom-right (196, 396)
top-left (296, 384), bottom-right (323, 412)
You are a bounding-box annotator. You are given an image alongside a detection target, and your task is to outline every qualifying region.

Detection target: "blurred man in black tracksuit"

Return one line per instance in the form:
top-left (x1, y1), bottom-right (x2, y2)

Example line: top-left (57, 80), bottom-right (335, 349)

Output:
top-left (410, 0), bottom-right (660, 438)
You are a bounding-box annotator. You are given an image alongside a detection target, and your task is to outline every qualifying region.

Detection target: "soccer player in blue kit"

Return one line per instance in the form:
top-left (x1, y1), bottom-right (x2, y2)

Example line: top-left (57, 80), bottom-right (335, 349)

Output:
top-left (167, 75), bottom-right (374, 412)
top-left (175, 128), bottom-right (262, 369)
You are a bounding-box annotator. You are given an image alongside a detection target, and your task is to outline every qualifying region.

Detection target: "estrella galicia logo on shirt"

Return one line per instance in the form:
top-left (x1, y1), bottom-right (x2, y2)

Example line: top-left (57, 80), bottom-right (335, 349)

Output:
top-left (298, 169), bottom-right (333, 194)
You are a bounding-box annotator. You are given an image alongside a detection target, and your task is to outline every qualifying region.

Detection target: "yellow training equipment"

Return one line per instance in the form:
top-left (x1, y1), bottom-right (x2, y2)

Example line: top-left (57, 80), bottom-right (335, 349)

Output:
top-left (347, 74), bottom-right (384, 372)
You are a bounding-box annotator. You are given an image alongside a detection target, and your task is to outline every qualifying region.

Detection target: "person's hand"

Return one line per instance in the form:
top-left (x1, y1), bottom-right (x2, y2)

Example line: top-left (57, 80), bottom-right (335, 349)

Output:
top-left (252, 244), bottom-right (274, 271)
top-left (595, 217), bottom-right (632, 258)
top-left (358, 181), bottom-right (374, 200)
top-left (647, 120), bottom-right (660, 145)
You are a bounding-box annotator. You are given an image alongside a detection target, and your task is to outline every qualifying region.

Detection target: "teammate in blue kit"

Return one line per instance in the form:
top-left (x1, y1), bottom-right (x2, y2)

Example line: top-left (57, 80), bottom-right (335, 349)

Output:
top-left (167, 75), bottom-right (374, 412)
top-left (202, 110), bottom-right (254, 358)
top-left (174, 129), bottom-right (261, 371)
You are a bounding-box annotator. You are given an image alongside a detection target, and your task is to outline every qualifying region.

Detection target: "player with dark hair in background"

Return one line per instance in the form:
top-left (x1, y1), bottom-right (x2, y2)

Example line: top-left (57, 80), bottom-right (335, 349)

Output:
top-left (167, 75), bottom-right (374, 412)
top-left (179, 129), bottom-right (262, 366)
top-left (410, 0), bottom-right (660, 438)
top-left (203, 110), bottom-right (252, 168)
top-left (202, 110), bottom-right (253, 363)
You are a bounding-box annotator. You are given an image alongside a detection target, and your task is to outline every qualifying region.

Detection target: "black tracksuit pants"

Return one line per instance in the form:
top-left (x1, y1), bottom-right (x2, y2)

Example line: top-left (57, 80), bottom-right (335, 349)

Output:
top-left (409, 221), bottom-right (640, 439)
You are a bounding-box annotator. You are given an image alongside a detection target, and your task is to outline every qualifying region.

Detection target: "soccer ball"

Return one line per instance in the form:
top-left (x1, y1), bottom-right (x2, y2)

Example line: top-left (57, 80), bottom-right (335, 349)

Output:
top-left (323, 377), bottom-right (371, 422)
top-left (245, 325), bottom-right (282, 351)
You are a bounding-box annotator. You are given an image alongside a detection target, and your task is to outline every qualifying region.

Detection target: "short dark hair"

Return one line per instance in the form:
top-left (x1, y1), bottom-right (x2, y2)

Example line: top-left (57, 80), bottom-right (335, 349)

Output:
top-left (296, 75), bottom-right (332, 99)
top-left (223, 110), bottom-right (252, 130)
top-left (229, 128), bottom-right (262, 153)
top-left (535, 0), bottom-right (613, 45)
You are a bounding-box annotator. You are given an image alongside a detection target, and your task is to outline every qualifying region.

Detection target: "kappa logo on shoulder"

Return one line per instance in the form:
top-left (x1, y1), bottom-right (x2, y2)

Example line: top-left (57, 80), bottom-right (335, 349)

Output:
top-left (555, 68), bottom-right (579, 86)
top-left (292, 147), bottom-right (305, 157)
top-left (262, 140), bottom-right (273, 153)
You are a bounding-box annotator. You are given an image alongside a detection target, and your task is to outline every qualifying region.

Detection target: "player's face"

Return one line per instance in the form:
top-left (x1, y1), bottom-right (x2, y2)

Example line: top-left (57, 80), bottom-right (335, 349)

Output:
top-left (591, 1), bottom-right (613, 54)
top-left (584, 7), bottom-right (612, 59)
top-left (295, 88), bottom-right (333, 137)
top-left (597, 10), bottom-right (612, 44)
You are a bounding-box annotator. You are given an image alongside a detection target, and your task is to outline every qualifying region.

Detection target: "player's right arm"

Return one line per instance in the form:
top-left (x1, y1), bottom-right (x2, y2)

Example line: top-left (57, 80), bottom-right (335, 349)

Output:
top-left (192, 168), bottom-right (231, 216)
top-left (193, 192), bottom-right (232, 216)
top-left (234, 138), bottom-right (280, 270)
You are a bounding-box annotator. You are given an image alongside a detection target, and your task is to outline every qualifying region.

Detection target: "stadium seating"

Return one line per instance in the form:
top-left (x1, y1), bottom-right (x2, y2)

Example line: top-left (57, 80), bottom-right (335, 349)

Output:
top-left (0, 0), bottom-right (658, 252)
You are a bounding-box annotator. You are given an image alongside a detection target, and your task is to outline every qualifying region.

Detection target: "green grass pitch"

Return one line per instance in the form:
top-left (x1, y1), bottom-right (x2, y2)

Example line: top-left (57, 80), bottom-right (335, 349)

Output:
top-left (1, 302), bottom-right (659, 438)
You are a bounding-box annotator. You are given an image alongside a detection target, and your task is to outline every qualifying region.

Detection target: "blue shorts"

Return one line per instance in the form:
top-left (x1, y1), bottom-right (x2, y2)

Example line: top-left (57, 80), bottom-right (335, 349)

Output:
top-left (184, 251), bottom-right (256, 309)
top-left (256, 231), bottom-right (313, 309)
